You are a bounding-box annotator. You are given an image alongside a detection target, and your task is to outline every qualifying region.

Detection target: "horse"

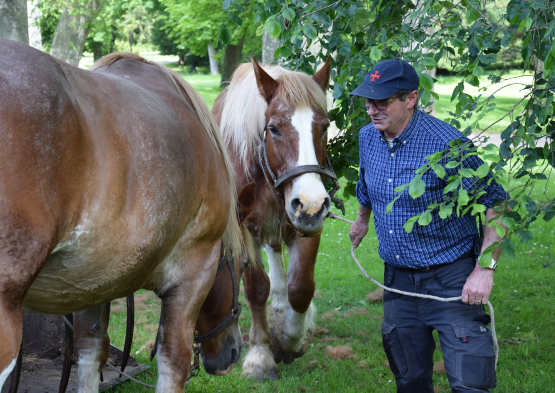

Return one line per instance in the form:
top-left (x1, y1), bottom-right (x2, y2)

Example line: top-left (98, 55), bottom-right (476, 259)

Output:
top-left (211, 56), bottom-right (335, 378)
top-left (0, 39), bottom-right (247, 393)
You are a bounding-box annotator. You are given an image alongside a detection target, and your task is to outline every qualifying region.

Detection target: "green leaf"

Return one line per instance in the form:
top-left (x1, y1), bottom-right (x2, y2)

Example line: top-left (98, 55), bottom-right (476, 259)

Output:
top-left (370, 47), bottom-right (382, 62)
top-left (394, 184), bottom-right (409, 193)
top-left (500, 239), bottom-right (516, 260)
top-left (274, 47), bottom-right (293, 59)
top-left (446, 161), bottom-right (460, 168)
top-left (495, 224), bottom-right (506, 238)
top-left (444, 177), bottom-right (460, 194)
top-left (420, 89), bottom-right (431, 106)
top-left (418, 210), bottom-right (433, 226)
top-left (473, 65), bottom-right (484, 76)
top-left (223, 0), bottom-right (232, 10)
top-left (418, 72), bottom-right (434, 91)
top-left (459, 168), bottom-right (475, 178)
top-left (283, 7), bottom-right (295, 21)
top-left (439, 204), bottom-right (453, 219)
top-left (409, 176), bottom-right (426, 199)
top-left (458, 189), bottom-right (469, 206)
top-left (475, 162), bottom-right (490, 178)
top-left (430, 163), bottom-right (445, 179)
top-left (303, 24), bottom-right (317, 39)
top-left (267, 20), bottom-right (282, 38)
top-left (472, 204), bottom-right (486, 215)
top-left (219, 28), bottom-right (232, 44)
top-left (228, 12), bottom-right (243, 26)
top-left (386, 200), bottom-right (395, 214)
top-left (403, 215), bottom-right (419, 233)
top-left (256, 25), bottom-right (265, 36)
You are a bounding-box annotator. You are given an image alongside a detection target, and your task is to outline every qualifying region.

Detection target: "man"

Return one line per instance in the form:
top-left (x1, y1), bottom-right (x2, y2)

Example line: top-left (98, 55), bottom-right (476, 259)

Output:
top-left (348, 58), bottom-right (506, 392)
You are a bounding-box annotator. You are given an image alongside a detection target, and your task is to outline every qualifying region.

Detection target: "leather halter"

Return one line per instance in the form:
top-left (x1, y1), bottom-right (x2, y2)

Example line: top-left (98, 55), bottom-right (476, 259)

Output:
top-left (195, 255), bottom-right (242, 344)
top-left (262, 127), bottom-right (346, 215)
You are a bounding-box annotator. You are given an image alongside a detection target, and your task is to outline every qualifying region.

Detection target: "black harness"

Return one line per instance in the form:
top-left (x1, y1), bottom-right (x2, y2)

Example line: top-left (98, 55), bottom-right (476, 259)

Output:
top-left (194, 255), bottom-right (242, 344)
top-left (262, 127), bottom-right (345, 215)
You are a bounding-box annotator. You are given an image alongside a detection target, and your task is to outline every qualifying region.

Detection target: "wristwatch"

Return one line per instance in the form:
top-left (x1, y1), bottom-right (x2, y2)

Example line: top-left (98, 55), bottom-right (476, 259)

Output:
top-left (479, 257), bottom-right (497, 271)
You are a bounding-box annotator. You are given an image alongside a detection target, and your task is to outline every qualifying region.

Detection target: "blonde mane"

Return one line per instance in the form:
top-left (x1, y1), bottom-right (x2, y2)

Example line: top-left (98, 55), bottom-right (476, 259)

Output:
top-left (219, 62), bottom-right (328, 169)
top-left (91, 53), bottom-right (244, 260)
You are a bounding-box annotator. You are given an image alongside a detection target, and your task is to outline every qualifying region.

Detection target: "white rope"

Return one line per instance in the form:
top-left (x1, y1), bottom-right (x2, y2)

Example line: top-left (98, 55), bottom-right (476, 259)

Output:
top-left (104, 360), bottom-right (156, 390)
top-left (327, 212), bottom-right (499, 368)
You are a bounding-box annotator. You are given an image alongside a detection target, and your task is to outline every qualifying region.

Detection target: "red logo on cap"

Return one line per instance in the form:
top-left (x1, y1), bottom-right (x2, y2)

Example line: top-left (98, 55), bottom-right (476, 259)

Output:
top-left (370, 71), bottom-right (381, 81)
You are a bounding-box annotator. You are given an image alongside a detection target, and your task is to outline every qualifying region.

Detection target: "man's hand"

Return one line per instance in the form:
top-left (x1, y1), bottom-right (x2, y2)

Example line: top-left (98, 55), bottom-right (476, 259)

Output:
top-left (461, 263), bottom-right (494, 305)
top-left (349, 217), bottom-right (369, 248)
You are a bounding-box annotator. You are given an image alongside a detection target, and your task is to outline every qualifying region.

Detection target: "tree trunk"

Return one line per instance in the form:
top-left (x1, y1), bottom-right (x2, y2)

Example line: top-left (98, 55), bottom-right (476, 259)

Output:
top-left (207, 42), bottom-right (219, 75)
top-left (0, 0), bottom-right (28, 44)
top-left (220, 36), bottom-right (244, 85)
top-left (27, 0), bottom-right (41, 49)
top-left (50, 0), bottom-right (104, 67)
top-left (262, 29), bottom-right (279, 64)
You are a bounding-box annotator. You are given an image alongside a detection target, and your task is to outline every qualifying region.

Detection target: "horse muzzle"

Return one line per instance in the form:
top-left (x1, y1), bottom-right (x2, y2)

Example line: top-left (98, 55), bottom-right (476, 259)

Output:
top-left (201, 328), bottom-right (243, 375)
top-left (287, 192), bottom-right (330, 237)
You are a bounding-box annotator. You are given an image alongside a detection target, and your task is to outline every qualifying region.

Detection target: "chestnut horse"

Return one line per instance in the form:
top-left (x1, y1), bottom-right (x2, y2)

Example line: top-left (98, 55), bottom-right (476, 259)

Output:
top-left (212, 57), bottom-right (334, 378)
top-left (0, 39), bottom-right (246, 393)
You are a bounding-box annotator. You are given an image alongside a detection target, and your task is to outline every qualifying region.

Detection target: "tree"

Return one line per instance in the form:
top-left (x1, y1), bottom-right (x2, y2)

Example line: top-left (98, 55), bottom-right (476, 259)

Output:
top-left (49, 0), bottom-right (106, 66)
top-left (159, 0), bottom-right (255, 82)
top-left (223, 0), bottom-right (555, 256)
top-left (0, 0), bottom-right (28, 44)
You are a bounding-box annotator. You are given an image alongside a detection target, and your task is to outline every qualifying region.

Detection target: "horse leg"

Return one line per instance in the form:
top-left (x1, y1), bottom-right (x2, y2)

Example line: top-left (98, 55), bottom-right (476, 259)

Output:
top-left (264, 243), bottom-right (288, 320)
top-left (0, 222), bottom-right (52, 391)
top-left (155, 243), bottom-right (222, 392)
top-left (241, 246), bottom-right (276, 380)
top-left (74, 305), bottom-right (110, 393)
top-left (270, 236), bottom-right (319, 364)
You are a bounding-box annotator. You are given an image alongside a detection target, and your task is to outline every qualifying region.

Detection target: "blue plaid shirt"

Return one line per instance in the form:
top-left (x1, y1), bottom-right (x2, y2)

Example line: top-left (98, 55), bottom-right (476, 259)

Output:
top-left (356, 109), bottom-right (506, 268)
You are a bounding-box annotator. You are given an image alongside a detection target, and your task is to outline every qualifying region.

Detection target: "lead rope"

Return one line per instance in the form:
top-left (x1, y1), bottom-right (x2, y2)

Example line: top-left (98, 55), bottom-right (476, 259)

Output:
top-left (327, 212), bottom-right (499, 369)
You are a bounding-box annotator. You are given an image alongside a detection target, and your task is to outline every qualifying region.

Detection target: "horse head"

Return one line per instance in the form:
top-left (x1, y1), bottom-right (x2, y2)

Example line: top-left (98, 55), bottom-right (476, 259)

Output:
top-left (253, 57), bottom-right (332, 237)
top-left (194, 182), bottom-right (256, 375)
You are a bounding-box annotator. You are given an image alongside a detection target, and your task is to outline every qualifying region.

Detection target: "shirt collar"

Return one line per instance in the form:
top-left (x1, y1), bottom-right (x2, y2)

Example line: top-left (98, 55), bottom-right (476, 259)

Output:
top-left (378, 109), bottom-right (421, 147)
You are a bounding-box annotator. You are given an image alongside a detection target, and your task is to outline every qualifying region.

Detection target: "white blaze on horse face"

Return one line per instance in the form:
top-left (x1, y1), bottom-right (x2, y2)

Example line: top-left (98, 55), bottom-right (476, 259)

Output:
top-left (290, 107), bottom-right (328, 216)
top-left (0, 356), bottom-right (17, 390)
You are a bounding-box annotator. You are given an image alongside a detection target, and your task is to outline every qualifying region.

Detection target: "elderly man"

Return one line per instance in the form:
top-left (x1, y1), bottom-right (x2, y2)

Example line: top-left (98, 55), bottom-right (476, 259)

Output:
top-left (348, 59), bottom-right (506, 392)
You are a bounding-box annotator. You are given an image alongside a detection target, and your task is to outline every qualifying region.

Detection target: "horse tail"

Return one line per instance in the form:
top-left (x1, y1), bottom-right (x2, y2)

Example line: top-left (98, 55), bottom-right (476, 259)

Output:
top-left (157, 66), bottom-right (243, 259)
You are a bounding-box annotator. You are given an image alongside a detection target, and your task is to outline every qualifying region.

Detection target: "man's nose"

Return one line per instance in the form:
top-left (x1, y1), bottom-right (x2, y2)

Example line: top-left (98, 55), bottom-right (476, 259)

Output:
top-left (367, 104), bottom-right (379, 116)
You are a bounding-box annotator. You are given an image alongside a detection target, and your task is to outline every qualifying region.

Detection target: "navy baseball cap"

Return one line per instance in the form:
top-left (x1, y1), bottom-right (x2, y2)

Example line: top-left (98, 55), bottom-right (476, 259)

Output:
top-left (349, 58), bottom-right (419, 100)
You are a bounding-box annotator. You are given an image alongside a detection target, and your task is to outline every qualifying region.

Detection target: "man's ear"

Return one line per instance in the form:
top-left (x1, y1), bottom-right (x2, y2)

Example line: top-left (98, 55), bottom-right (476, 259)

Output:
top-left (407, 90), bottom-right (419, 109)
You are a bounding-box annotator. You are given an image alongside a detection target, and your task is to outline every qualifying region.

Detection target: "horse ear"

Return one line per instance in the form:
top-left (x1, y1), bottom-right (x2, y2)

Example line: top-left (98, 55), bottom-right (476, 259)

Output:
top-left (253, 57), bottom-right (279, 104)
top-left (237, 182), bottom-right (256, 224)
top-left (313, 55), bottom-right (332, 92)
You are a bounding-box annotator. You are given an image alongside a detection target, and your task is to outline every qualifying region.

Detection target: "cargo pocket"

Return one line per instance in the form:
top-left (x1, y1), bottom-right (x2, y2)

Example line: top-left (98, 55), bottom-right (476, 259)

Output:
top-left (452, 322), bottom-right (496, 389)
top-left (381, 321), bottom-right (407, 379)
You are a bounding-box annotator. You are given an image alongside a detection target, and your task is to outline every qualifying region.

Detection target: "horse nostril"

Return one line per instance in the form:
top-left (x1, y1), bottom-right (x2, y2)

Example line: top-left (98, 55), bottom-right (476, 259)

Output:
top-left (231, 348), bottom-right (238, 362)
top-left (290, 198), bottom-right (303, 215)
top-left (322, 196), bottom-right (331, 213)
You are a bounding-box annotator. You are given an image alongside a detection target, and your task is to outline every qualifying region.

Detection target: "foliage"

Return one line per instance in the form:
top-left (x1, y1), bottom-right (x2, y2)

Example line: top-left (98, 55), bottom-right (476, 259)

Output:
top-left (158, 0), bottom-right (255, 58)
top-left (222, 0), bottom-right (555, 251)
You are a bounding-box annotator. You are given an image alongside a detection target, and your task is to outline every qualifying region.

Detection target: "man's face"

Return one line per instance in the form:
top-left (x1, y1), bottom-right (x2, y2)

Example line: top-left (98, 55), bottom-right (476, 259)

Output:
top-left (365, 91), bottom-right (418, 136)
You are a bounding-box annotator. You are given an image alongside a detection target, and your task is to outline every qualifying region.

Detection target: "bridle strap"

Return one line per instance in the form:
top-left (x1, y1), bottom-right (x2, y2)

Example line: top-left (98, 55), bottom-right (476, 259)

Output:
top-left (195, 255), bottom-right (242, 344)
top-left (262, 128), bottom-right (345, 215)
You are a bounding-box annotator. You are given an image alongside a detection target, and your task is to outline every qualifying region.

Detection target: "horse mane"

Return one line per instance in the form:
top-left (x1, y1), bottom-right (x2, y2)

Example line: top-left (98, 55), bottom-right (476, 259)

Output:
top-left (91, 52), bottom-right (243, 260)
top-left (219, 62), bottom-right (328, 170)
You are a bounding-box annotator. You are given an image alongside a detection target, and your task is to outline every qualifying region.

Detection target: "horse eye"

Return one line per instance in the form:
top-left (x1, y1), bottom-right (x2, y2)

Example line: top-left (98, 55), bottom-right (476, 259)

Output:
top-left (322, 124), bottom-right (329, 136)
top-left (268, 125), bottom-right (280, 136)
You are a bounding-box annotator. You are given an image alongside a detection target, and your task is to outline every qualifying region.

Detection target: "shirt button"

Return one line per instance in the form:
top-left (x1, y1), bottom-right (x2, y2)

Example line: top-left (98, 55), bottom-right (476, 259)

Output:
top-left (389, 230), bottom-right (393, 234)
top-left (388, 179), bottom-right (392, 182)
top-left (403, 141), bottom-right (407, 145)
top-left (390, 153), bottom-right (395, 157)
top-left (396, 255), bottom-right (400, 259)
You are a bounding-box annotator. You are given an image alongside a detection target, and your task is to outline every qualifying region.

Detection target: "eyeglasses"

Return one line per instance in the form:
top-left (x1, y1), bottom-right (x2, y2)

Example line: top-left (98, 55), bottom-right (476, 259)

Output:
top-left (365, 95), bottom-right (399, 111)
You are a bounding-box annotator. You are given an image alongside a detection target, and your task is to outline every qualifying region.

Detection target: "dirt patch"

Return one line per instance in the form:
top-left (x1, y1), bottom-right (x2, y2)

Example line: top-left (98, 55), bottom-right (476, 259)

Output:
top-left (342, 310), bottom-right (354, 319)
top-left (433, 361), bottom-right (446, 374)
top-left (322, 337), bottom-right (338, 342)
top-left (313, 327), bottom-right (329, 335)
top-left (366, 288), bottom-right (384, 302)
top-left (313, 289), bottom-right (322, 299)
top-left (110, 305), bottom-right (123, 314)
top-left (242, 333), bottom-right (250, 343)
top-left (144, 339), bottom-right (155, 352)
top-left (321, 309), bottom-right (339, 320)
top-left (359, 360), bottom-right (368, 368)
top-left (354, 308), bottom-right (369, 315)
top-left (326, 345), bottom-right (352, 359)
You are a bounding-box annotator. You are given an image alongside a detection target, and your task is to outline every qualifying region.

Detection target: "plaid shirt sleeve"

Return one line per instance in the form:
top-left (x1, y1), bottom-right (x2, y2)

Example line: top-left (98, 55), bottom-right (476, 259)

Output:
top-left (356, 125), bottom-right (373, 210)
